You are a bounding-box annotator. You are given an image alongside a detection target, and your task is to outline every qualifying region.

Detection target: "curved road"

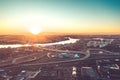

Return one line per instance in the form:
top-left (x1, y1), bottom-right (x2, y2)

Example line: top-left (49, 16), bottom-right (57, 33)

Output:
top-left (2, 47), bottom-right (119, 68)
top-left (0, 47), bottom-right (90, 67)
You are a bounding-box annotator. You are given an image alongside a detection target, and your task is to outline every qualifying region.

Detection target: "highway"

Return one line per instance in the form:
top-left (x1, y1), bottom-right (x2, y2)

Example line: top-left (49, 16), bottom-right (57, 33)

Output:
top-left (12, 53), bottom-right (46, 64)
top-left (0, 48), bottom-right (114, 67)
top-left (1, 47), bottom-right (120, 68)
top-left (41, 47), bottom-right (84, 54)
top-left (11, 47), bottom-right (90, 64)
top-left (87, 48), bottom-right (114, 54)
top-left (0, 47), bottom-right (90, 68)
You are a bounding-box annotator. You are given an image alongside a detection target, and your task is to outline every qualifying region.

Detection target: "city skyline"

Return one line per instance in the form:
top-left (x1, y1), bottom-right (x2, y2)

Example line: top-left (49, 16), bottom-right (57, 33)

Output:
top-left (0, 0), bottom-right (120, 35)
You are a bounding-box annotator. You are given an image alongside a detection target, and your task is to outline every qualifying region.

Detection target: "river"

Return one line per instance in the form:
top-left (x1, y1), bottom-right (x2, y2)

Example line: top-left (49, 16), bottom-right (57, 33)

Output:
top-left (0, 38), bottom-right (79, 48)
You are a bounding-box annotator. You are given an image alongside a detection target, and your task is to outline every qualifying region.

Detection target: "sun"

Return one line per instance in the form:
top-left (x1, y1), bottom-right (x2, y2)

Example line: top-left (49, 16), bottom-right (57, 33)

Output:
top-left (29, 26), bottom-right (41, 35)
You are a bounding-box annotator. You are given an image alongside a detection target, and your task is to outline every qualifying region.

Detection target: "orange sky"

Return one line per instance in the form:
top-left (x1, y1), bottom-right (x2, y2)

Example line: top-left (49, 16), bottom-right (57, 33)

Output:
top-left (0, 0), bottom-right (120, 35)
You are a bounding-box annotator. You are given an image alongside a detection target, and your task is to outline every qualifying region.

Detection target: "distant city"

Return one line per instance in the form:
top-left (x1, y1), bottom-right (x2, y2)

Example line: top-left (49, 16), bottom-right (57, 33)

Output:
top-left (0, 34), bottom-right (120, 80)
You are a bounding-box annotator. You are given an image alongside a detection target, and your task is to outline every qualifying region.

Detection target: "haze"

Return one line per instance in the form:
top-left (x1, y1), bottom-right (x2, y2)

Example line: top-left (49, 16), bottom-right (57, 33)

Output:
top-left (0, 0), bottom-right (120, 35)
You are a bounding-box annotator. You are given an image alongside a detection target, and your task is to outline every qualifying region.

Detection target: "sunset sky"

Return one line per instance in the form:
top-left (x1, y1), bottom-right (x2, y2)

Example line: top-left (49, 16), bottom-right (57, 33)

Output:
top-left (0, 0), bottom-right (120, 35)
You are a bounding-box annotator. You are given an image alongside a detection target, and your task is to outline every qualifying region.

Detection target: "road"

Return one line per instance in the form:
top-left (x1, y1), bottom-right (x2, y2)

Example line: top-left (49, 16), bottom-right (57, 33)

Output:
top-left (87, 48), bottom-right (113, 54)
top-left (41, 47), bottom-right (85, 54)
top-left (12, 53), bottom-right (46, 64)
top-left (1, 47), bottom-right (119, 68)
top-left (0, 47), bottom-right (90, 67)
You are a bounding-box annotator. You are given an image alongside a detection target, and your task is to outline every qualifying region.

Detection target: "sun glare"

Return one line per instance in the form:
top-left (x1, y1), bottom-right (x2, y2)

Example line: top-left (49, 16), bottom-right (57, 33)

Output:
top-left (29, 26), bottom-right (41, 35)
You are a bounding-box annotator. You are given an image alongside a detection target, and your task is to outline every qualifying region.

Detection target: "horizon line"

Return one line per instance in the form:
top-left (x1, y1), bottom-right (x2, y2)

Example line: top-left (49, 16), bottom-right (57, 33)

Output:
top-left (0, 32), bottom-right (120, 35)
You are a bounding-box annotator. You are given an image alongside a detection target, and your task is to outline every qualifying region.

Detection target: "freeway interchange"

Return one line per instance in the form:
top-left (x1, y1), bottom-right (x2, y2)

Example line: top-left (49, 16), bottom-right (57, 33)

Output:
top-left (0, 47), bottom-right (120, 68)
top-left (0, 47), bottom-right (90, 67)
